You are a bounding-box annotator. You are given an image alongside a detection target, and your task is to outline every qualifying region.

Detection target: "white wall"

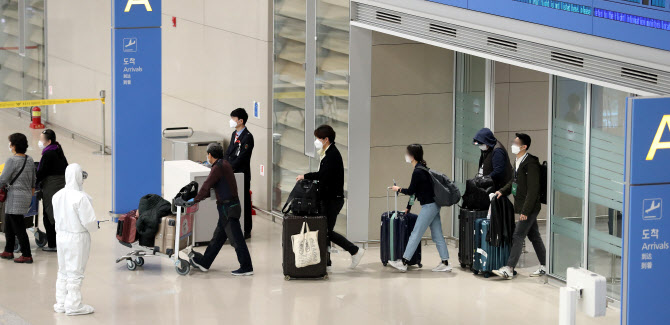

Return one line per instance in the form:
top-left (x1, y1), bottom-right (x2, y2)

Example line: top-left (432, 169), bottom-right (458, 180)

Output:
top-left (47, 0), bottom-right (273, 209)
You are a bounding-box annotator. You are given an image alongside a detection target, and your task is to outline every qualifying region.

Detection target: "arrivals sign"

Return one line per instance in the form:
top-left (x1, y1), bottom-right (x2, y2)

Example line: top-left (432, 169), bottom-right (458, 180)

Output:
top-left (622, 97), bottom-right (670, 324)
top-left (111, 0), bottom-right (162, 214)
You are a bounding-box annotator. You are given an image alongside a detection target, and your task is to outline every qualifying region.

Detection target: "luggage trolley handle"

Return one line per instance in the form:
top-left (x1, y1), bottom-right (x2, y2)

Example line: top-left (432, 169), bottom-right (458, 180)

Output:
top-left (386, 179), bottom-right (399, 218)
top-left (162, 127), bottom-right (194, 138)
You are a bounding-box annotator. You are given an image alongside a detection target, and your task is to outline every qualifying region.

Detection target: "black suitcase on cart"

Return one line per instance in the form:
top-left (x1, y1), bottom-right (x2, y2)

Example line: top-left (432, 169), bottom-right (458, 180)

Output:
top-left (380, 187), bottom-right (422, 267)
top-left (282, 214), bottom-right (329, 280)
top-left (458, 208), bottom-right (487, 269)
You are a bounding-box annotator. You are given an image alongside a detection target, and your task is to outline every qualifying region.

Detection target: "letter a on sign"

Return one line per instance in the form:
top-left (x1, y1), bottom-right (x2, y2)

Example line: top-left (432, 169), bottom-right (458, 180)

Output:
top-left (646, 115), bottom-right (670, 160)
top-left (125, 0), bottom-right (153, 12)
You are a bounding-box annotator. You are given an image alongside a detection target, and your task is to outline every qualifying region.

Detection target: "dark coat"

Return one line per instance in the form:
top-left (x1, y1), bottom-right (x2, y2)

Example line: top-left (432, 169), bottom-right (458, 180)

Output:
top-left (304, 144), bottom-right (344, 200)
top-left (224, 128), bottom-right (254, 182)
top-left (36, 143), bottom-right (68, 186)
top-left (487, 195), bottom-right (516, 246)
top-left (136, 194), bottom-right (172, 247)
top-left (500, 154), bottom-right (542, 216)
top-left (474, 128), bottom-right (513, 191)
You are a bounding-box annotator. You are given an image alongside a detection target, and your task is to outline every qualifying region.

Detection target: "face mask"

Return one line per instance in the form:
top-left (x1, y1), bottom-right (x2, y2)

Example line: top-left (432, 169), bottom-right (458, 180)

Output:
top-left (405, 155), bottom-right (412, 163)
top-left (479, 144), bottom-right (488, 151)
top-left (511, 145), bottom-right (521, 155)
top-left (38, 140), bottom-right (45, 150)
top-left (229, 119), bottom-right (238, 128)
top-left (314, 139), bottom-right (324, 150)
top-left (8, 143), bottom-right (12, 153)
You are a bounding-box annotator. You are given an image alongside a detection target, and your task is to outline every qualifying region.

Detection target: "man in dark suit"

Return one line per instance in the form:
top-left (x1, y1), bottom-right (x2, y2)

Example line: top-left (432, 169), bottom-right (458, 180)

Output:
top-left (493, 133), bottom-right (546, 280)
top-left (223, 108), bottom-right (254, 239)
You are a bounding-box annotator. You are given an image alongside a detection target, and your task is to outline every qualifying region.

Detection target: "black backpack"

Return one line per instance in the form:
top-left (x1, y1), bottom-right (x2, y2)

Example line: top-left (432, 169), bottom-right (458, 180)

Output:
top-left (282, 179), bottom-right (320, 216)
top-left (540, 161), bottom-right (548, 205)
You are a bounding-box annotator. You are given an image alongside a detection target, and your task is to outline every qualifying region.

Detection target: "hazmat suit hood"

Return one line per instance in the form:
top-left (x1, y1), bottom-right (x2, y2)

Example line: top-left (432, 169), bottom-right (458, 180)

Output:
top-left (473, 128), bottom-right (497, 148)
top-left (64, 163), bottom-right (85, 192)
top-left (52, 163), bottom-right (97, 233)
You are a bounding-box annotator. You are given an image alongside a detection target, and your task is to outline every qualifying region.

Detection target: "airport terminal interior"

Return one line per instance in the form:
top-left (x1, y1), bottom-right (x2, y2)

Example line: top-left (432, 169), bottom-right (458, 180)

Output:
top-left (0, 0), bottom-right (669, 324)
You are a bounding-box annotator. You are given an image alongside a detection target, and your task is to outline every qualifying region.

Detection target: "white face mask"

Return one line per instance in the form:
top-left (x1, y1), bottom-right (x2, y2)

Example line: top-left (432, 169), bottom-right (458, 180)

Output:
top-left (479, 144), bottom-right (488, 151)
top-left (314, 139), bottom-right (324, 150)
top-left (38, 140), bottom-right (45, 150)
top-left (511, 144), bottom-right (521, 155)
top-left (8, 143), bottom-right (12, 153)
top-left (229, 119), bottom-right (238, 129)
top-left (405, 155), bottom-right (412, 163)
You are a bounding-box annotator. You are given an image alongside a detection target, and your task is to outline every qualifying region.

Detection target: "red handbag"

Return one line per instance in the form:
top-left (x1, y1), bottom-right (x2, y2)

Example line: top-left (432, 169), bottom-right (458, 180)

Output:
top-left (0, 156), bottom-right (28, 203)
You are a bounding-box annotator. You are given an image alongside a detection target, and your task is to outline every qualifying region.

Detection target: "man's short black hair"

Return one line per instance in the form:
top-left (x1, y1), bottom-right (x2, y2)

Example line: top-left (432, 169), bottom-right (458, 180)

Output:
top-left (516, 133), bottom-right (531, 150)
top-left (314, 125), bottom-right (336, 144)
top-left (207, 143), bottom-right (224, 159)
top-left (8, 133), bottom-right (28, 154)
top-left (230, 108), bottom-right (248, 125)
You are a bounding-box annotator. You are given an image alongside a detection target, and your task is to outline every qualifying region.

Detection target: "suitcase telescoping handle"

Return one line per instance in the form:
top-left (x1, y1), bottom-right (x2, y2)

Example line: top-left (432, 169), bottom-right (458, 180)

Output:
top-left (386, 179), bottom-right (399, 218)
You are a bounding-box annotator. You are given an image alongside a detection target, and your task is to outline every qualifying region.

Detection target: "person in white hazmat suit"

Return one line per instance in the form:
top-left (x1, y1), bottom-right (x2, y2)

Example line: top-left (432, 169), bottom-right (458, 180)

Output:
top-left (51, 163), bottom-right (97, 315)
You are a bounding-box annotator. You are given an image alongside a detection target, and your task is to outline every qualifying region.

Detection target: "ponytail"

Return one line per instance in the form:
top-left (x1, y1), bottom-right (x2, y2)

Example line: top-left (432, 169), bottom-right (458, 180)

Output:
top-left (406, 144), bottom-right (427, 167)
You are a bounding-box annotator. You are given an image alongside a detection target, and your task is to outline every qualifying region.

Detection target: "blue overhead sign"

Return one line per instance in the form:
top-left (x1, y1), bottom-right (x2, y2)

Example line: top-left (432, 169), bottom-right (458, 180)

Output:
top-left (113, 0), bottom-right (161, 28)
top-left (111, 0), bottom-right (162, 214)
top-left (622, 96), bottom-right (670, 324)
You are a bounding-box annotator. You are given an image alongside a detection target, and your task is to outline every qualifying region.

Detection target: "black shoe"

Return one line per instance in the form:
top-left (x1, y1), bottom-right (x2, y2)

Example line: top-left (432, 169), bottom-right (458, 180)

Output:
top-left (42, 247), bottom-right (57, 252)
top-left (231, 268), bottom-right (254, 276)
top-left (244, 233), bottom-right (251, 240)
top-left (188, 251), bottom-right (208, 272)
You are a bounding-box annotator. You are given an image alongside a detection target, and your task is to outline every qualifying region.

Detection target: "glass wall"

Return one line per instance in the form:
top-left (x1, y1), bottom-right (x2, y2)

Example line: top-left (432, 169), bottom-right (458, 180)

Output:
top-left (453, 53), bottom-right (486, 236)
top-left (550, 76), bottom-right (587, 278)
top-left (0, 0), bottom-right (46, 114)
top-left (587, 85), bottom-right (628, 300)
top-left (273, 0), bottom-right (349, 233)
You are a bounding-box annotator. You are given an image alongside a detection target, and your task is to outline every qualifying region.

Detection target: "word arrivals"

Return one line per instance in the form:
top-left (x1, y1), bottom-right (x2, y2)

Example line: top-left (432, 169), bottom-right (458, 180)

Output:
top-left (641, 241), bottom-right (669, 251)
top-left (123, 67), bottom-right (143, 73)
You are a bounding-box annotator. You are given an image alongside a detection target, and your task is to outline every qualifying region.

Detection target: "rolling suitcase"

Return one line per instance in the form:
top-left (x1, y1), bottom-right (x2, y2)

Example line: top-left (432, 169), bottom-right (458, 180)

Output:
top-left (380, 187), bottom-right (422, 268)
top-left (154, 215), bottom-right (187, 256)
top-left (116, 209), bottom-right (138, 247)
top-left (472, 218), bottom-right (511, 277)
top-left (457, 208), bottom-right (487, 269)
top-left (282, 214), bottom-right (328, 280)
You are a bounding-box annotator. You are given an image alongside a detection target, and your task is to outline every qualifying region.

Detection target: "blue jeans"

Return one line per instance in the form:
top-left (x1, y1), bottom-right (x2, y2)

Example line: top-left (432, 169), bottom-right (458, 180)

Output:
top-left (402, 203), bottom-right (450, 261)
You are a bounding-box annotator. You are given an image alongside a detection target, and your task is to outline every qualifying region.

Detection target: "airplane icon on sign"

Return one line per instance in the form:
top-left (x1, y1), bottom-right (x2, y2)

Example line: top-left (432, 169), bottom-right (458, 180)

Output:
top-left (123, 38), bottom-right (137, 52)
top-left (643, 199), bottom-right (662, 220)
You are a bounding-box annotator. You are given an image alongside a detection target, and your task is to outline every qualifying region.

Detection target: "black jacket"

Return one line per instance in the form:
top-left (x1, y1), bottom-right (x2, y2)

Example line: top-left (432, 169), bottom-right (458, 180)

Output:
top-left (488, 195), bottom-right (516, 246)
top-left (400, 162), bottom-right (435, 209)
top-left (136, 194), bottom-right (172, 247)
top-left (224, 128), bottom-right (254, 181)
top-left (304, 144), bottom-right (344, 200)
top-left (474, 129), bottom-right (513, 191)
top-left (500, 153), bottom-right (542, 216)
top-left (36, 143), bottom-right (68, 186)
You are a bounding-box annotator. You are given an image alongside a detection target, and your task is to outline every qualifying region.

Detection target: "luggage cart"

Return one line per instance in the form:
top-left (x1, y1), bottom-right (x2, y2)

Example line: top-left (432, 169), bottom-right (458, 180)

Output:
top-left (6, 193), bottom-right (48, 253)
top-left (115, 201), bottom-right (199, 276)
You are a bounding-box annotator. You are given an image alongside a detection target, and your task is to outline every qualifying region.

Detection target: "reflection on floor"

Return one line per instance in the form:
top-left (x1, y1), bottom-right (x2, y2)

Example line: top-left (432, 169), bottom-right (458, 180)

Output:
top-left (0, 112), bottom-right (620, 324)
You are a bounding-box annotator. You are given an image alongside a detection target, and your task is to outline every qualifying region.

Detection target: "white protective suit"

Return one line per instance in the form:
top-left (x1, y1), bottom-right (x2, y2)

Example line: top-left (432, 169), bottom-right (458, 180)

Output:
top-left (51, 163), bottom-right (98, 316)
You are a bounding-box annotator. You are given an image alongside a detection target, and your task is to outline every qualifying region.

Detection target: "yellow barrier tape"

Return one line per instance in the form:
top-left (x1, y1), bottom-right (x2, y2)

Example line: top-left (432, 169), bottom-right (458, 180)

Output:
top-left (0, 164), bottom-right (4, 175)
top-left (0, 98), bottom-right (102, 109)
top-left (274, 89), bottom-right (349, 99)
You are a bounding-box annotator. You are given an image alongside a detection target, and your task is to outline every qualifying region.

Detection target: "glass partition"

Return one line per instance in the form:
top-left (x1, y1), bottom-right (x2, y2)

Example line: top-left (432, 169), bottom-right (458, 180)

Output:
top-left (0, 0), bottom-right (46, 114)
top-left (550, 76), bottom-right (587, 278)
top-left (453, 53), bottom-right (486, 237)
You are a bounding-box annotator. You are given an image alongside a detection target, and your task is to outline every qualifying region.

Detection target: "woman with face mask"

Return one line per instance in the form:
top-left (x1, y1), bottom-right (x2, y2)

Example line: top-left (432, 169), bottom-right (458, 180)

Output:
top-left (0, 133), bottom-right (36, 263)
top-left (389, 144), bottom-right (451, 273)
top-left (472, 128), bottom-right (513, 191)
top-left (36, 129), bottom-right (69, 251)
top-left (296, 125), bottom-right (365, 271)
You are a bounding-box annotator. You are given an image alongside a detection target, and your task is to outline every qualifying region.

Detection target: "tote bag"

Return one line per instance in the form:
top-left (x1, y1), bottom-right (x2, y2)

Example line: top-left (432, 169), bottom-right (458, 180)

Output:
top-left (291, 222), bottom-right (321, 268)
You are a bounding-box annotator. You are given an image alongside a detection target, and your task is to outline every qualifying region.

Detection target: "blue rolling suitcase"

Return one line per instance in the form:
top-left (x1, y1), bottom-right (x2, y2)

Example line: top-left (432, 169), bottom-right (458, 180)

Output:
top-left (472, 218), bottom-right (511, 277)
top-left (380, 187), bottom-right (422, 268)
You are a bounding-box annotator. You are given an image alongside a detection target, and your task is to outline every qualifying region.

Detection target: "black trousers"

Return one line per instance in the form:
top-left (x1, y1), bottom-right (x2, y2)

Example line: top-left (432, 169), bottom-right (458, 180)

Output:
top-left (243, 176), bottom-right (252, 235)
top-left (43, 215), bottom-right (57, 248)
top-left (3, 214), bottom-right (31, 257)
top-left (195, 204), bottom-right (253, 270)
top-left (322, 198), bottom-right (358, 265)
top-left (506, 210), bottom-right (546, 268)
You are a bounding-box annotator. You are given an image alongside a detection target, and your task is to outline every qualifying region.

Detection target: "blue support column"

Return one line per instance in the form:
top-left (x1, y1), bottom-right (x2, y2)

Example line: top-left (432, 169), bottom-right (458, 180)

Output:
top-left (111, 0), bottom-right (162, 214)
top-left (622, 96), bottom-right (670, 324)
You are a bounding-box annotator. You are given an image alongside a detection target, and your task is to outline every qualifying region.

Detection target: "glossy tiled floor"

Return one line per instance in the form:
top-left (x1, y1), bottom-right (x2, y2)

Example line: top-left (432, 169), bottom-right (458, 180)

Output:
top-left (0, 112), bottom-right (620, 325)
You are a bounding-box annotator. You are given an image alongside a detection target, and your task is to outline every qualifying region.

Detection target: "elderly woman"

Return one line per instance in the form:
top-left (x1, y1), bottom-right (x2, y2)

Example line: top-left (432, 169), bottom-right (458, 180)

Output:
top-left (36, 129), bottom-right (68, 251)
top-left (0, 133), bottom-right (36, 263)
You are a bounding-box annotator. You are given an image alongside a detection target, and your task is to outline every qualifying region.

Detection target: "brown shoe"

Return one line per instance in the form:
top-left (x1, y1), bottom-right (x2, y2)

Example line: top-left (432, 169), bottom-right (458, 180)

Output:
top-left (0, 251), bottom-right (14, 259)
top-left (14, 256), bottom-right (33, 264)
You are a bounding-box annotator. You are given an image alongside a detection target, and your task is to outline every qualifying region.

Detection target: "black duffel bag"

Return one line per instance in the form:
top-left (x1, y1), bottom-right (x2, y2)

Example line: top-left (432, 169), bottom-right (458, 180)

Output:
top-left (282, 179), bottom-right (320, 216)
top-left (461, 176), bottom-right (494, 211)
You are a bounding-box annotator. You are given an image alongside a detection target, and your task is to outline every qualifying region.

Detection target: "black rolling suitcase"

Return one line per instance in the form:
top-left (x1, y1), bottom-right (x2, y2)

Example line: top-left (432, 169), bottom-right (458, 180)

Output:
top-left (457, 208), bottom-right (487, 269)
top-left (380, 187), bottom-right (422, 268)
top-left (282, 214), bottom-right (329, 280)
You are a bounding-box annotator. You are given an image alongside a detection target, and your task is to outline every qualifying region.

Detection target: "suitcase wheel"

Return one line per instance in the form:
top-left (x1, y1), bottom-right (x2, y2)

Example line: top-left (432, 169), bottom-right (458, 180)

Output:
top-left (126, 260), bottom-right (137, 271)
top-left (175, 258), bottom-right (190, 276)
top-left (417, 263), bottom-right (422, 268)
top-left (484, 272), bottom-right (490, 279)
top-left (460, 263), bottom-right (466, 268)
top-left (35, 230), bottom-right (47, 248)
top-left (382, 262), bottom-right (387, 267)
top-left (513, 270), bottom-right (518, 276)
top-left (323, 274), bottom-right (329, 280)
top-left (473, 270), bottom-right (479, 275)
top-left (284, 275), bottom-right (291, 281)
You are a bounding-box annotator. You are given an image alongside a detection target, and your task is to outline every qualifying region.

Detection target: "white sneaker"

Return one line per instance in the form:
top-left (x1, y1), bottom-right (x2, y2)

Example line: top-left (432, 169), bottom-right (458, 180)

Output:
top-left (492, 266), bottom-right (514, 280)
top-left (388, 260), bottom-right (407, 272)
top-left (349, 248), bottom-right (365, 269)
top-left (432, 262), bottom-right (452, 272)
top-left (530, 265), bottom-right (546, 277)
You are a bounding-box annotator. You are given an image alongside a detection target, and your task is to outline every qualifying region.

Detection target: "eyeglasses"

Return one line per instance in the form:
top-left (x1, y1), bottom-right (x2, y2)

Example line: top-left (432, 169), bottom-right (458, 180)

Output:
top-left (82, 171), bottom-right (88, 180)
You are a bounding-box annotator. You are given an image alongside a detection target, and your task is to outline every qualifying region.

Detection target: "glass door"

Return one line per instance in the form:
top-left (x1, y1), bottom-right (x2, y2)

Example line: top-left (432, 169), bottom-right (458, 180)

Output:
top-left (453, 53), bottom-right (487, 237)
